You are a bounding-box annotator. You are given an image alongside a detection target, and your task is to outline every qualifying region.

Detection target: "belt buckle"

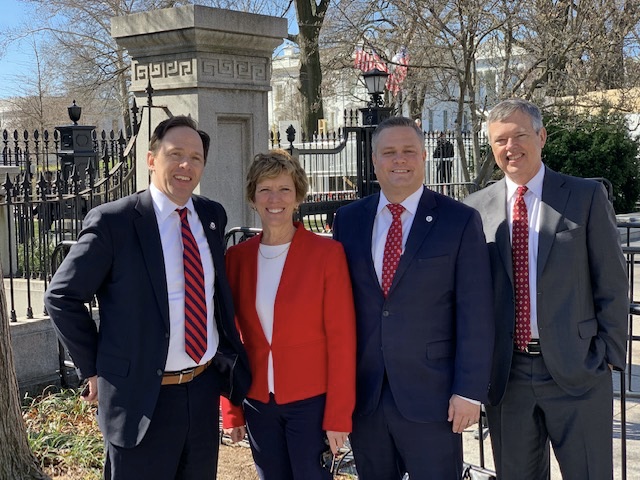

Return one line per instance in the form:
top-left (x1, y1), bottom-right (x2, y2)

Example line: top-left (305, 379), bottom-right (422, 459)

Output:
top-left (178, 367), bottom-right (197, 384)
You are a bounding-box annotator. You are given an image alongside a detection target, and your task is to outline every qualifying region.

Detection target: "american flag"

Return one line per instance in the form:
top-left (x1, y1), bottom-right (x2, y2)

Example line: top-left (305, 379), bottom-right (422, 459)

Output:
top-left (386, 46), bottom-right (409, 96)
top-left (354, 46), bottom-right (408, 96)
top-left (354, 47), bottom-right (389, 73)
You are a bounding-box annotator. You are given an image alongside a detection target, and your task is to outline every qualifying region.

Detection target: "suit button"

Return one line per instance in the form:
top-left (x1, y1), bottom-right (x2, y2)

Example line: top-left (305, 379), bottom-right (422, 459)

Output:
top-left (382, 310), bottom-right (390, 317)
top-left (165, 333), bottom-right (170, 339)
top-left (156, 369), bottom-right (163, 376)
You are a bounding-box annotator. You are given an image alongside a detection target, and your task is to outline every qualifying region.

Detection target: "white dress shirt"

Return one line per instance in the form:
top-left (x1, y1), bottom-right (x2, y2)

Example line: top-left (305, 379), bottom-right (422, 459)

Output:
top-left (505, 163), bottom-right (545, 339)
top-left (149, 183), bottom-right (219, 371)
top-left (372, 186), bottom-right (424, 285)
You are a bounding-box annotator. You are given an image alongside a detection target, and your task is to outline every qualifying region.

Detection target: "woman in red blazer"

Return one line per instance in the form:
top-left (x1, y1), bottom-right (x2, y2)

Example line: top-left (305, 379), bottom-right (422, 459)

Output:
top-left (221, 150), bottom-right (356, 480)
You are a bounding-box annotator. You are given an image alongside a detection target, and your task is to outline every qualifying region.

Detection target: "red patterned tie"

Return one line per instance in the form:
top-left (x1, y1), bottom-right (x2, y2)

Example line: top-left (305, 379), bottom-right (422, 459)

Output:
top-left (382, 203), bottom-right (405, 297)
top-left (512, 186), bottom-right (531, 351)
top-left (178, 208), bottom-right (207, 362)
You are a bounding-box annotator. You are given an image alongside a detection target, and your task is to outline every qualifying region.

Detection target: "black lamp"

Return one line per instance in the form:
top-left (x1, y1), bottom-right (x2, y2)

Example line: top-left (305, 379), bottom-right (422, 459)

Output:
top-left (363, 68), bottom-right (389, 108)
top-left (68, 100), bottom-right (82, 125)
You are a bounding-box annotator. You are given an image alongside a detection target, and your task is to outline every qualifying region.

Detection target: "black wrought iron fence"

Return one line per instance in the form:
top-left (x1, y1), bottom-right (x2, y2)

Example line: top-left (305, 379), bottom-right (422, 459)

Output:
top-left (1, 128), bottom-right (135, 322)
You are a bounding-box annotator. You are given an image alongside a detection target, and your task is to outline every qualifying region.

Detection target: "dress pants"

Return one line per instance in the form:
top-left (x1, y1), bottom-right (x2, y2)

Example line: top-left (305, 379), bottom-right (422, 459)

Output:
top-left (486, 351), bottom-right (614, 480)
top-left (350, 380), bottom-right (463, 480)
top-left (103, 365), bottom-right (222, 480)
top-left (243, 393), bottom-right (331, 480)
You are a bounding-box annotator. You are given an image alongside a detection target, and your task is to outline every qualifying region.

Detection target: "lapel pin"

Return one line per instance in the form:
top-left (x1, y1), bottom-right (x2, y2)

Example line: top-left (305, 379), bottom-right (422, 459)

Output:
top-left (426, 216), bottom-right (433, 222)
top-left (209, 222), bottom-right (216, 230)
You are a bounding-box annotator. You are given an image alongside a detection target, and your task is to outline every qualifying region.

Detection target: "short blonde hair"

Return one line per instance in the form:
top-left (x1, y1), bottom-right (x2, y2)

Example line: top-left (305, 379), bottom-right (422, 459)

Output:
top-left (246, 149), bottom-right (309, 203)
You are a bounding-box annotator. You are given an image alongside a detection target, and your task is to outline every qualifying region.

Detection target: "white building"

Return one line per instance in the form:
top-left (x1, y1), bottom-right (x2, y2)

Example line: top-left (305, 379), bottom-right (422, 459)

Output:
top-left (269, 44), bottom-right (369, 138)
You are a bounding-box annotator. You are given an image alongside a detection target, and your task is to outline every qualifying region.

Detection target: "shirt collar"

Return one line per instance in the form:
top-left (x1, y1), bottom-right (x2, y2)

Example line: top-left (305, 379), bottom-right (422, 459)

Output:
top-left (149, 183), bottom-right (195, 221)
top-left (505, 163), bottom-right (545, 201)
top-left (376, 185), bottom-right (424, 216)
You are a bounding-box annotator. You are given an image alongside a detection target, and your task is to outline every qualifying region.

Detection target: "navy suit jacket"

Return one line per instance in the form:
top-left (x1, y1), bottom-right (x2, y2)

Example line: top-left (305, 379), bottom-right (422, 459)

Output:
top-left (333, 188), bottom-right (494, 422)
top-left (45, 189), bottom-right (250, 448)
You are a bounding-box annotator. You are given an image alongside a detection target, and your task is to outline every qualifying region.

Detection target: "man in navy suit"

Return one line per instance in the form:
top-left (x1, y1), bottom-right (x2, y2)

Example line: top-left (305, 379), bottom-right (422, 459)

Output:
top-left (333, 116), bottom-right (494, 479)
top-left (45, 116), bottom-right (250, 480)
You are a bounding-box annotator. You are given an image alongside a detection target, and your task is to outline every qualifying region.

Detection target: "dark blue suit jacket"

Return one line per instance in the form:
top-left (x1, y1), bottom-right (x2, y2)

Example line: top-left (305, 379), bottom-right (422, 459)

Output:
top-left (333, 188), bottom-right (494, 422)
top-left (45, 189), bottom-right (250, 448)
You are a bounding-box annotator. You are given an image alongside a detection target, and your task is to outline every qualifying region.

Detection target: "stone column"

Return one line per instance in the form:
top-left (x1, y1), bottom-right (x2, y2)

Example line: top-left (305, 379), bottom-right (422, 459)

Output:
top-left (111, 5), bottom-right (286, 229)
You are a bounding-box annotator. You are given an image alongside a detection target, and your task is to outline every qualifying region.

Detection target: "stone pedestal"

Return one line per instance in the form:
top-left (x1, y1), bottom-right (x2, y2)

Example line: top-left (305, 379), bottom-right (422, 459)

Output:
top-left (112, 5), bottom-right (286, 230)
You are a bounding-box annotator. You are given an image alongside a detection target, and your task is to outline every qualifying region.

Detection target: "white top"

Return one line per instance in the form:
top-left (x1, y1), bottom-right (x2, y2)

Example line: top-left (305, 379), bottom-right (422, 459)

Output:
top-left (256, 242), bottom-right (291, 393)
top-left (505, 163), bottom-right (545, 339)
top-left (149, 183), bottom-right (219, 371)
top-left (372, 186), bottom-right (424, 286)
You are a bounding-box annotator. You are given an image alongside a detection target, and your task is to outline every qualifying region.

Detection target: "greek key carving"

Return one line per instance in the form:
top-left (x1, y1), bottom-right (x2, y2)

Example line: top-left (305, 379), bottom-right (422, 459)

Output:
top-left (134, 60), bottom-right (195, 82)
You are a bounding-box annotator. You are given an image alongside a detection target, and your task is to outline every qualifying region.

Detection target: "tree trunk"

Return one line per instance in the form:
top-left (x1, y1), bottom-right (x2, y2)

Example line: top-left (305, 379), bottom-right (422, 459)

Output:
top-left (0, 265), bottom-right (49, 480)
top-left (294, 0), bottom-right (329, 138)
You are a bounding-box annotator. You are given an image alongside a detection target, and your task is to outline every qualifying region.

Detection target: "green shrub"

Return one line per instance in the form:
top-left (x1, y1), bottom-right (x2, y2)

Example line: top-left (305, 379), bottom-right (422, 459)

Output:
top-left (543, 109), bottom-right (640, 213)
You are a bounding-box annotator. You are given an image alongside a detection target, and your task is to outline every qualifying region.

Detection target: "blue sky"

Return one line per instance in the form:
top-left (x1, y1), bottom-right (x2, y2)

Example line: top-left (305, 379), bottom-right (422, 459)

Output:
top-left (0, 2), bottom-right (295, 100)
top-left (0, 1), bottom-right (34, 99)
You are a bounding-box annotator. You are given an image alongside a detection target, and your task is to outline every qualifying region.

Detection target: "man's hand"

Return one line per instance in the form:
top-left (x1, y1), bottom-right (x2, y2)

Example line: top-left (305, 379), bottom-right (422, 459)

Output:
top-left (447, 394), bottom-right (480, 434)
top-left (81, 375), bottom-right (98, 402)
top-left (223, 426), bottom-right (246, 443)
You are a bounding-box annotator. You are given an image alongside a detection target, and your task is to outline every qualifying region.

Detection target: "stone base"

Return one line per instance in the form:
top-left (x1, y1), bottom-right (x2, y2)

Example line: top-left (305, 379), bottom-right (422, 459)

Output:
top-left (9, 316), bottom-right (63, 398)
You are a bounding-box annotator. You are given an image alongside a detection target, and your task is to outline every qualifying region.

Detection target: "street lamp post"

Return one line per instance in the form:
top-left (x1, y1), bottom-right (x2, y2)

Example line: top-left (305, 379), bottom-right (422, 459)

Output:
top-left (360, 68), bottom-right (393, 126)
top-left (346, 68), bottom-right (394, 197)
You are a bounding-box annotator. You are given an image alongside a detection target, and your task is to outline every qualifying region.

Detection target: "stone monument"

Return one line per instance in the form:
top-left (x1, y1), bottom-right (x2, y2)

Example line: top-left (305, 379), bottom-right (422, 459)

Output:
top-left (112, 5), bottom-right (287, 229)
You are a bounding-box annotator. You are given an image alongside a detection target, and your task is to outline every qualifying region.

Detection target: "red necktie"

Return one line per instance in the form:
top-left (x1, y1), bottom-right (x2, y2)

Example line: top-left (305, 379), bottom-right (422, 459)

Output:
top-left (512, 186), bottom-right (531, 351)
top-left (382, 203), bottom-right (405, 297)
top-left (178, 208), bottom-right (207, 363)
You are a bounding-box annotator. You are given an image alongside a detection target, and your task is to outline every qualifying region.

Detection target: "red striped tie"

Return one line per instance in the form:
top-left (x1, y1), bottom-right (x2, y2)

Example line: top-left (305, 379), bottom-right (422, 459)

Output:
top-left (177, 208), bottom-right (207, 363)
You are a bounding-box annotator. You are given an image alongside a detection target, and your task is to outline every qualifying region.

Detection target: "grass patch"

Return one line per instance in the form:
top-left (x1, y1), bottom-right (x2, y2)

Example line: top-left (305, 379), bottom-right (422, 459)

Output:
top-left (22, 387), bottom-right (103, 479)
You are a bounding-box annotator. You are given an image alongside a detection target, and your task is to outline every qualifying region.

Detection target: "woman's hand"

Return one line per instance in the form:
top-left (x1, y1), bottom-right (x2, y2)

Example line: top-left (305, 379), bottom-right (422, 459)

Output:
top-left (223, 426), bottom-right (246, 443)
top-left (326, 431), bottom-right (349, 454)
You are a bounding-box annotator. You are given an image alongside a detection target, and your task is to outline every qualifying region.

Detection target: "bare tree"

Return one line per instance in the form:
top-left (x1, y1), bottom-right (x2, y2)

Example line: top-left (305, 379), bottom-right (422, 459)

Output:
top-left (0, 265), bottom-right (49, 480)
top-left (324, 0), bottom-right (640, 184)
top-left (286, 0), bottom-right (330, 137)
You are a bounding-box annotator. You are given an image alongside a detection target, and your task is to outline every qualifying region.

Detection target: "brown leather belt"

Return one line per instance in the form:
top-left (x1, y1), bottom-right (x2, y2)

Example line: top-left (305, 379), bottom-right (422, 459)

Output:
top-left (161, 359), bottom-right (213, 386)
top-left (515, 338), bottom-right (541, 356)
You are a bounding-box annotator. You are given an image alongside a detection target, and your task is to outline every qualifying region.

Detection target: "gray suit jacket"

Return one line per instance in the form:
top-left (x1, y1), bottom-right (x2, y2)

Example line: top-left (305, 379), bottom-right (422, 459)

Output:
top-left (465, 168), bottom-right (628, 405)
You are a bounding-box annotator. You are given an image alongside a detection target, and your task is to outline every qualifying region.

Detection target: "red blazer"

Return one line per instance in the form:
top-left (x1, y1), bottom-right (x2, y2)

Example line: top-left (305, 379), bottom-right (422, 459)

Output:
top-left (221, 223), bottom-right (356, 432)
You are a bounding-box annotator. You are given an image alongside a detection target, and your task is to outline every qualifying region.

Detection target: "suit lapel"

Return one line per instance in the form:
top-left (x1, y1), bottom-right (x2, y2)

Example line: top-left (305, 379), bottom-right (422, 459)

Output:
top-left (361, 195), bottom-right (381, 292)
top-left (134, 190), bottom-right (170, 330)
top-left (487, 180), bottom-right (513, 284)
top-left (389, 189), bottom-right (437, 295)
top-left (538, 169), bottom-right (569, 275)
top-left (193, 197), bottom-right (224, 273)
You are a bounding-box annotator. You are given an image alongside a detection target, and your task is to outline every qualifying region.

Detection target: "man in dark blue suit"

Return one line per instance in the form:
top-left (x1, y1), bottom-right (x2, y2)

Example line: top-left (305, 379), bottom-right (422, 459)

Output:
top-left (333, 116), bottom-right (494, 479)
top-left (45, 116), bottom-right (250, 480)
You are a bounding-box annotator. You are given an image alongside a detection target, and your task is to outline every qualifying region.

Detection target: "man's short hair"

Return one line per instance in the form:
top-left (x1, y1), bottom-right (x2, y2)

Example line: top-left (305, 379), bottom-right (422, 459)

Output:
top-left (148, 116), bottom-right (211, 163)
top-left (488, 99), bottom-right (544, 133)
top-left (372, 116), bottom-right (425, 152)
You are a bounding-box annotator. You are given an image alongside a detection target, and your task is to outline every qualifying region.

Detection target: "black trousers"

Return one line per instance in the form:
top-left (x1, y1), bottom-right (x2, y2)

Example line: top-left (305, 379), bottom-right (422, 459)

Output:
top-left (103, 365), bottom-right (222, 480)
top-left (243, 393), bottom-right (331, 480)
top-left (350, 381), bottom-right (463, 480)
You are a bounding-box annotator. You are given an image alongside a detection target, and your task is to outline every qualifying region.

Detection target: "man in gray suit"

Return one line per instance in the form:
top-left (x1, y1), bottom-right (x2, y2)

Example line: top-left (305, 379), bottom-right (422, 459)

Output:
top-left (465, 99), bottom-right (628, 479)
